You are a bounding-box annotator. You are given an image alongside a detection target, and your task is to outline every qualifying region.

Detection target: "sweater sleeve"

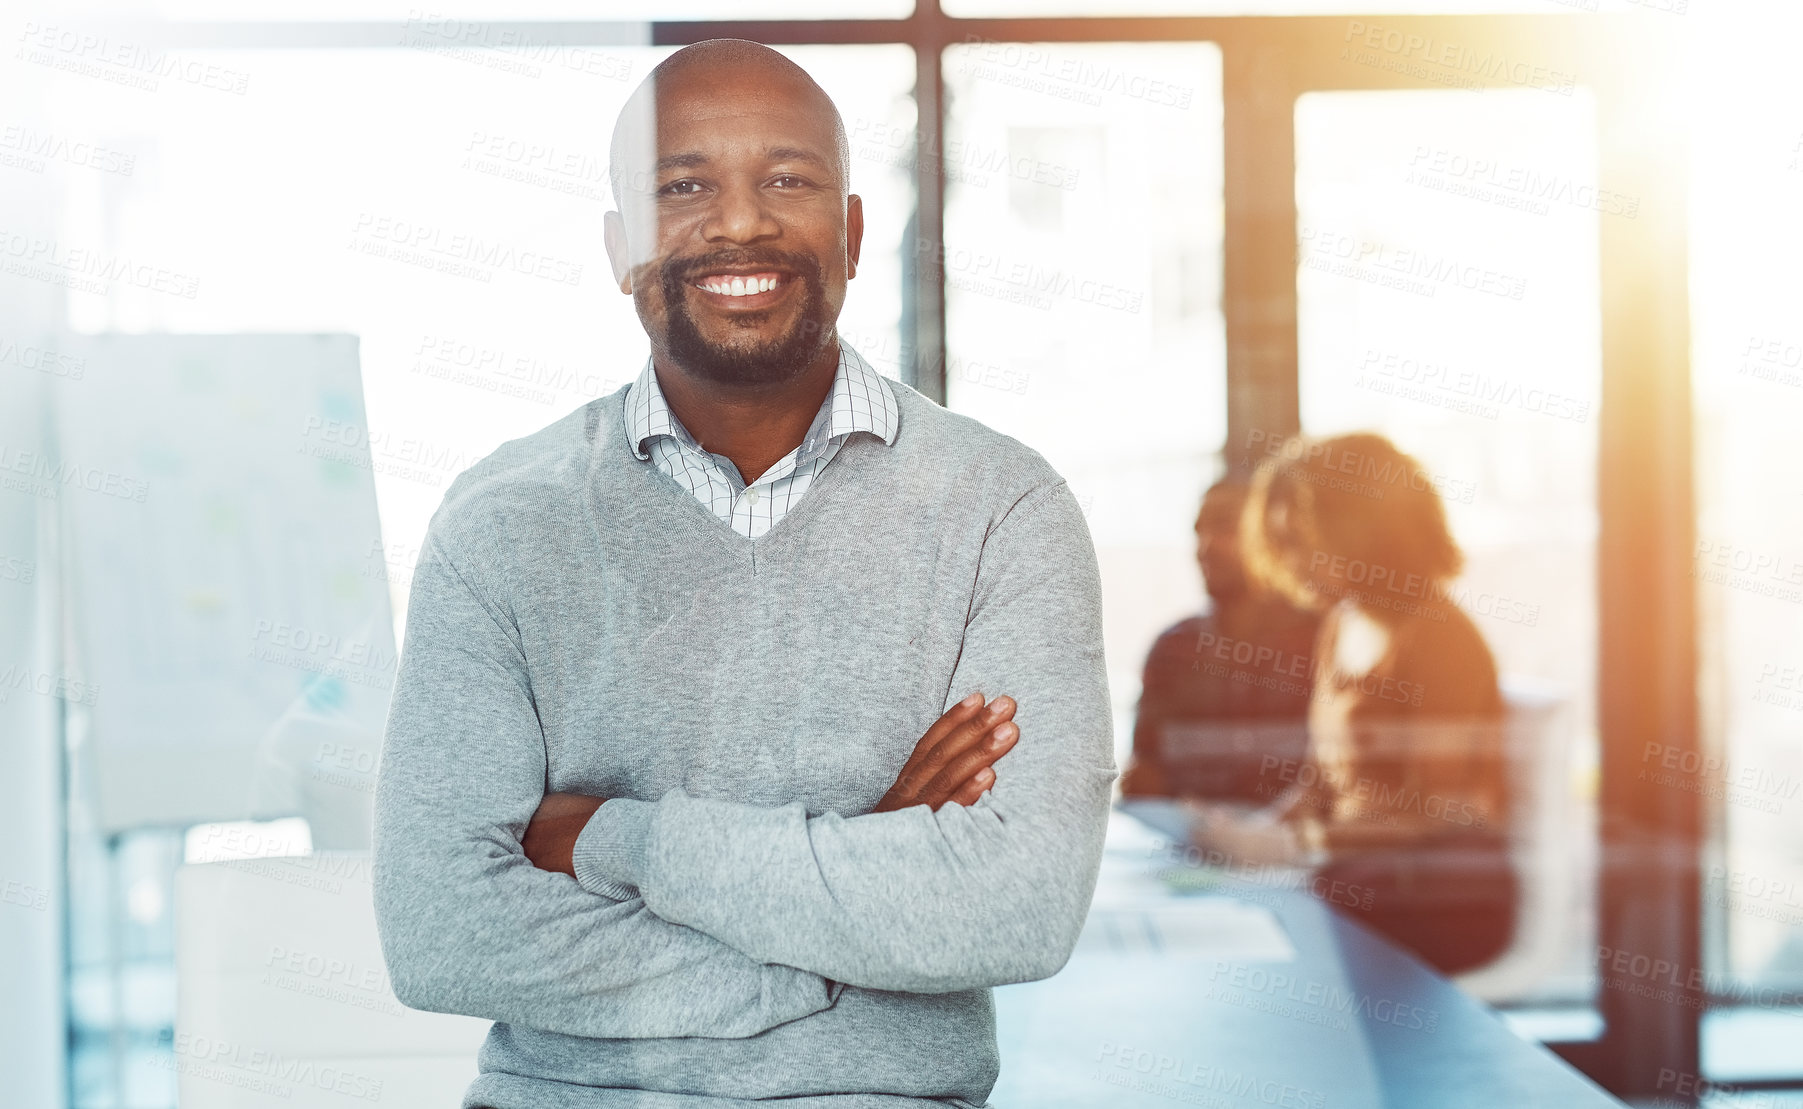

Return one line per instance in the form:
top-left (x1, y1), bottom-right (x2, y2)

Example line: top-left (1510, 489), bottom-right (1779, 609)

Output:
top-left (576, 479), bottom-right (1118, 993)
top-left (371, 518), bottom-right (840, 1038)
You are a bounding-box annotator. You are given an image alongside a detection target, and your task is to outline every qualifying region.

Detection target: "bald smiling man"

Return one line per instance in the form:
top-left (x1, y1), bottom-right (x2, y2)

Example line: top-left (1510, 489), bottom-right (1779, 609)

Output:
top-left (372, 40), bottom-right (1115, 1108)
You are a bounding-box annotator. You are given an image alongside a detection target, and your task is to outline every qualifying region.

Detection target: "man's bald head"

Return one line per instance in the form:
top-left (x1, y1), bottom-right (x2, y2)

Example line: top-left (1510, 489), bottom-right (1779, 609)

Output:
top-left (609, 39), bottom-right (850, 208)
top-left (599, 36), bottom-right (865, 390)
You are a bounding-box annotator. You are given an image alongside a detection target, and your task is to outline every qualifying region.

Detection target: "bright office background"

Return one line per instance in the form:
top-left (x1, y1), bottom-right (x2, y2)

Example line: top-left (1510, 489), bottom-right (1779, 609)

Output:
top-left (2, 0), bottom-right (1801, 1105)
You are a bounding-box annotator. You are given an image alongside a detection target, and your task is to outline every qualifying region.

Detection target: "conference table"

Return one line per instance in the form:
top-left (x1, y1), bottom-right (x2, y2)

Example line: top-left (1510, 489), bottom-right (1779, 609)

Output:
top-left (990, 806), bottom-right (1624, 1108)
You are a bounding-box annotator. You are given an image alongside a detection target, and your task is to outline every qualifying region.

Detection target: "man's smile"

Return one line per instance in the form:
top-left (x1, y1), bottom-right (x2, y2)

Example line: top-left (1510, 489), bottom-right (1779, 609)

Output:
top-left (689, 268), bottom-right (798, 308)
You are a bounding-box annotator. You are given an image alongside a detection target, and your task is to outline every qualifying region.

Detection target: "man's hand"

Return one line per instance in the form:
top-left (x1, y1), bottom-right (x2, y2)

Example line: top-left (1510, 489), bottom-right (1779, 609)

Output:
top-left (875, 693), bottom-right (1019, 813)
top-left (522, 791), bottom-right (606, 877)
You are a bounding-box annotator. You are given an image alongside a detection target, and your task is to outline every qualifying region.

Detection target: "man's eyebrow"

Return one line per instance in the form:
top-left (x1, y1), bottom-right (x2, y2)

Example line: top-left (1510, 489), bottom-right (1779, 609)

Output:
top-left (765, 146), bottom-right (831, 170)
top-left (655, 152), bottom-right (709, 173)
top-left (651, 148), bottom-right (830, 174)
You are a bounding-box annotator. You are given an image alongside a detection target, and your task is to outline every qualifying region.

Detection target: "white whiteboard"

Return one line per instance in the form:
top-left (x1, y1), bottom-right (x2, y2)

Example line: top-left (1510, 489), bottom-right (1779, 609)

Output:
top-left (55, 334), bottom-right (393, 841)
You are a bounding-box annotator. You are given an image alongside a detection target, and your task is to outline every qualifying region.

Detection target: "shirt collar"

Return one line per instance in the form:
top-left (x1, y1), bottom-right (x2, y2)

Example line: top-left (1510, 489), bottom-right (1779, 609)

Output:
top-left (624, 341), bottom-right (898, 462)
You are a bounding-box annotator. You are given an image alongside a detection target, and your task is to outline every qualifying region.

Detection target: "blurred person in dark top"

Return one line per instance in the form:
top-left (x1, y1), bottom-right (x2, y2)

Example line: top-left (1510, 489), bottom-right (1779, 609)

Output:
top-left (1119, 476), bottom-right (1320, 802)
top-left (1189, 433), bottom-right (1516, 975)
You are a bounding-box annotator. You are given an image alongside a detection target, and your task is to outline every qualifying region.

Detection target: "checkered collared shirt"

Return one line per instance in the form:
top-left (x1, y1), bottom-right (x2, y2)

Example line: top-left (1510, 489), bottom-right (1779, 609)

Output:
top-left (623, 343), bottom-right (899, 539)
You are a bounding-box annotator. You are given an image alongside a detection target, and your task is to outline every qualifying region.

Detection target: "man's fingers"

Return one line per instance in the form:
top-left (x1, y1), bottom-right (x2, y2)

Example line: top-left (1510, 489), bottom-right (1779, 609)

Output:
top-left (918, 722), bottom-right (1017, 803)
top-left (938, 705), bottom-right (1016, 772)
top-left (878, 694), bottom-right (1019, 812)
top-left (908, 696), bottom-right (1015, 795)
top-left (925, 695), bottom-right (1014, 765)
top-left (895, 693), bottom-right (988, 781)
top-left (939, 767), bottom-right (995, 810)
top-left (925, 692), bottom-right (988, 748)
top-left (893, 696), bottom-right (999, 798)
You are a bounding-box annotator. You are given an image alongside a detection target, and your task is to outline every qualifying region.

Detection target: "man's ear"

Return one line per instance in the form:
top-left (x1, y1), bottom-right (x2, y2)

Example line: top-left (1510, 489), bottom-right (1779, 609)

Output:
top-left (845, 193), bottom-right (865, 281)
top-left (603, 209), bottom-right (633, 294)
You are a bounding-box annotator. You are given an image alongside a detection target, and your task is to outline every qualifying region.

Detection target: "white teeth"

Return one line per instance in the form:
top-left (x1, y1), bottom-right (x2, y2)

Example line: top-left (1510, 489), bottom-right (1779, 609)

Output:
top-left (698, 275), bottom-right (782, 296)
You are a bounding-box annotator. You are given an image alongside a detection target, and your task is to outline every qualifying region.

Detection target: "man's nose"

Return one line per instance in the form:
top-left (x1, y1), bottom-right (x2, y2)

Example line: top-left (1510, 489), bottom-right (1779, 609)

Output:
top-left (701, 180), bottom-right (780, 244)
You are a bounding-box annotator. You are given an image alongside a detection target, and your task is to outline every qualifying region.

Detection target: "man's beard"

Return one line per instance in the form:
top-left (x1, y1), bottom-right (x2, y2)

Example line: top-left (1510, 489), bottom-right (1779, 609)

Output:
top-left (658, 248), bottom-right (836, 387)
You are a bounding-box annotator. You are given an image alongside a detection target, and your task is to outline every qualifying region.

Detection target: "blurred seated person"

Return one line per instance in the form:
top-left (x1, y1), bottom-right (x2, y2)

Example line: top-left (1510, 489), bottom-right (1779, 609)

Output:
top-left (1190, 433), bottom-right (1515, 975)
top-left (1119, 476), bottom-right (1320, 803)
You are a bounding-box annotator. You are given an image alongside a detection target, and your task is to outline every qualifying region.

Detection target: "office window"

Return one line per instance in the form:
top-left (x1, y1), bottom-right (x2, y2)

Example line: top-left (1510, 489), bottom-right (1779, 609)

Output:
top-left (941, 41), bottom-right (1227, 763)
top-left (65, 824), bottom-right (183, 1109)
top-left (1690, 5), bottom-right (1803, 1082)
top-left (1293, 87), bottom-right (1603, 1007)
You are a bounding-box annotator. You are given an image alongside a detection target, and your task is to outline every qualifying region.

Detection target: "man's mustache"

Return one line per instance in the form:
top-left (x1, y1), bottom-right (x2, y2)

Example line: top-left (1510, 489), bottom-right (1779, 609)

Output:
top-left (660, 248), bottom-right (823, 287)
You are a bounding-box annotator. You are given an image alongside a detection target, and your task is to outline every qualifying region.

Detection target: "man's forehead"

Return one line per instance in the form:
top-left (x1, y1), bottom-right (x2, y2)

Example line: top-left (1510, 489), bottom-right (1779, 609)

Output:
top-left (653, 99), bottom-right (835, 154)
top-left (628, 63), bottom-right (829, 133)
top-left (609, 48), bottom-right (849, 202)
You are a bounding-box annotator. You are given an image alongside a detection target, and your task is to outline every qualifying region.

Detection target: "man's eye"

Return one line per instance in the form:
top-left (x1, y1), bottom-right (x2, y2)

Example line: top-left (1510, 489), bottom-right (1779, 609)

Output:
top-left (770, 174), bottom-right (810, 189)
top-left (660, 179), bottom-right (703, 196)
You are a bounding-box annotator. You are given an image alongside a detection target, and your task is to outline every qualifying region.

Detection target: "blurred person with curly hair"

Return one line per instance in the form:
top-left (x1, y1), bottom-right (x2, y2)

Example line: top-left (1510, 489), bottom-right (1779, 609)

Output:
top-left (1189, 432), bottom-right (1515, 974)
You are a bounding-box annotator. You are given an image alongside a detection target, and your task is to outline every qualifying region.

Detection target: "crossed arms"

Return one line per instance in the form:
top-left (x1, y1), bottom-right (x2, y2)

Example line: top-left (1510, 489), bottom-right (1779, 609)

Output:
top-left (520, 691), bottom-right (1023, 880)
top-left (371, 480), bottom-right (1116, 1040)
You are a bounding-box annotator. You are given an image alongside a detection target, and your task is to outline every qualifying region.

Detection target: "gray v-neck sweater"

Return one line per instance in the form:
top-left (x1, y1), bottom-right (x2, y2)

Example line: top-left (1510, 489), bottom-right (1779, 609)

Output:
top-left (371, 375), bottom-right (1116, 1108)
